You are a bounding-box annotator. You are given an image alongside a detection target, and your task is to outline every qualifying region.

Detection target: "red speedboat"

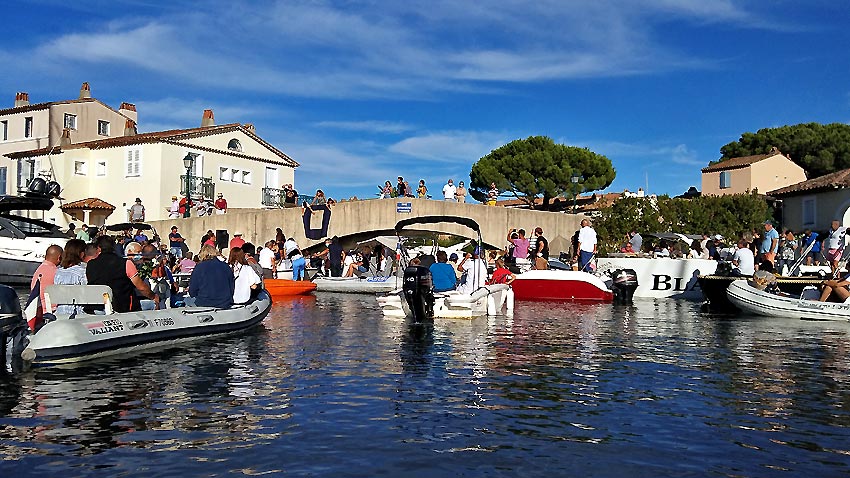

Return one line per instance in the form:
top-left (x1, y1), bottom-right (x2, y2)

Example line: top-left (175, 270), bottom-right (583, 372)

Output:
top-left (511, 270), bottom-right (614, 302)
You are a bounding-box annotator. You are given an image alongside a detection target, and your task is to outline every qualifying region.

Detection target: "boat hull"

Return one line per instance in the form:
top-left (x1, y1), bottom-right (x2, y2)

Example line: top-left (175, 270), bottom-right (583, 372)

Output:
top-left (596, 257), bottom-right (718, 299)
top-left (265, 279), bottom-right (317, 297)
top-left (726, 280), bottom-right (850, 321)
top-left (377, 284), bottom-right (513, 319)
top-left (313, 276), bottom-right (400, 294)
top-left (25, 291), bottom-right (272, 366)
top-left (512, 270), bottom-right (613, 301)
top-left (698, 274), bottom-right (824, 312)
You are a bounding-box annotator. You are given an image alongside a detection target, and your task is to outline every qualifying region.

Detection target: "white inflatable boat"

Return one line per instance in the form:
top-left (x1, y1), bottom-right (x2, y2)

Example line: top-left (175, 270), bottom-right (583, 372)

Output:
top-left (726, 279), bottom-right (850, 322)
top-left (313, 275), bottom-right (401, 294)
top-left (22, 284), bottom-right (272, 366)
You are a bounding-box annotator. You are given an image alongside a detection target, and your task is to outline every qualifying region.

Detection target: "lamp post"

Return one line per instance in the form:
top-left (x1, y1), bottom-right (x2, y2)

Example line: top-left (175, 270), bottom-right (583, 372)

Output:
top-left (571, 173), bottom-right (583, 214)
top-left (182, 153), bottom-right (197, 218)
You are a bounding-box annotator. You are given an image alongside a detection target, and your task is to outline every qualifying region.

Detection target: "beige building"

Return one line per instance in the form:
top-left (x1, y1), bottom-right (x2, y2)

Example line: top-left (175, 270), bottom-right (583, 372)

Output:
top-left (769, 168), bottom-right (850, 232)
top-left (701, 147), bottom-right (806, 196)
top-left (5, 119), bottom-right (298, 227)
top-left (0, 83), bottom-right (137, 196)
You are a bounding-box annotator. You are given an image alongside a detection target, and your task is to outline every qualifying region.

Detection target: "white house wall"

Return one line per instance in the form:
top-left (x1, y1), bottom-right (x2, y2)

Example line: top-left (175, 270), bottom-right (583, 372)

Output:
top-left (781, 188), bottom-right (850, 232)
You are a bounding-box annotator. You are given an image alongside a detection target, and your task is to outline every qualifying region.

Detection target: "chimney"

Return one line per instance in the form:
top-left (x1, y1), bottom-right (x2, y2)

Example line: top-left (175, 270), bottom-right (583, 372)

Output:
top-left (201, 109), bottom-right (215, 127)
top-left (243, 123), bottom-right (256, 134)
top-left (124, 119), bottom-right (137, 136)
top-left (60, 128), bottom-right (72, 147)
top-left (14, 92), bottom-right (30, 107)
top-left (119, 102), bottom-right (138, 124)
top-left (79, 82), bottom-right (91, 99)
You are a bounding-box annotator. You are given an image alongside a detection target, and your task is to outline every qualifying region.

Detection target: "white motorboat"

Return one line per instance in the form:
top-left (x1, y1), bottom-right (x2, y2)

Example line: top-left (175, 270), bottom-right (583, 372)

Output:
top-left (376, 216), bottom-right (514, 320)
top-left (21, 284), bottom-right (272, 366)
top-left (726, 279), bottom-right (850, 321)
top-left (596, 256), bottom-right (717, 299)
top-left (313, 275), bottom-right (401, 293)
top-left (0, 185), bottom-right (69, 284)
top-left (378, 284), bottom-right (514, 319)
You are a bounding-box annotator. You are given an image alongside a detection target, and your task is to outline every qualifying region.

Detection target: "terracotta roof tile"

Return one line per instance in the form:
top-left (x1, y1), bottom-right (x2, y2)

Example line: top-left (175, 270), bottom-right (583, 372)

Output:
top-left (60, 197), bottom-right (116, 210)
top-left (701, 153), bottom-right (775, 173)
top-left (768, 168), bottom-right (850, 197)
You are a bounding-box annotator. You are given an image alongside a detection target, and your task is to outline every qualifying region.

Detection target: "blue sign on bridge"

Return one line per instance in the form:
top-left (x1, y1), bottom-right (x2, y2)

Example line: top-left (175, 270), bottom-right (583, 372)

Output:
top-left (396, 202), bottom-right (412, 213)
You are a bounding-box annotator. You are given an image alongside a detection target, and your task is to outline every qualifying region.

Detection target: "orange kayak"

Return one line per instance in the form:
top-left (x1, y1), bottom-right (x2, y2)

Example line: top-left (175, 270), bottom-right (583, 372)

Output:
top-left (265, 279), bottom-right (317, 297)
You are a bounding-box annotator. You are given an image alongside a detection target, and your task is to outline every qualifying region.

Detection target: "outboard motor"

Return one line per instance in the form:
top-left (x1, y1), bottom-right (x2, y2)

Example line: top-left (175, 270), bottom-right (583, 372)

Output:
top-left (610, 268), bottom-right (638, 304)
top-left (0, 285), bottom-right (30, 372)
top-left (46, 180), bottom-right (62, 198)
top-left (25, 177), bottom-right (47, 197)
top-left (403, 265), bottom-right (434, 323)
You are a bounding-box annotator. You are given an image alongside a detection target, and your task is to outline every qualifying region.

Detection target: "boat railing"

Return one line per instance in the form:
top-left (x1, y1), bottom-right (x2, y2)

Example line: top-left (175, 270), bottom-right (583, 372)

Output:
top-left (43, 285), bottom-right (114, 316)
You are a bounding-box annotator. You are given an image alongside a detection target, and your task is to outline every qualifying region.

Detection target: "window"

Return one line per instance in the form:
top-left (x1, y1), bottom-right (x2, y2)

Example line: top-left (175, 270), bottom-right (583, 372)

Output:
top-left (125, 148), bottom-right (141, 177)
top-left (1, 120), bottom-right (7, 141)
top-left (64, 113), bottom-right (77, 130)
top-left (719, 171), bottom-right (731, 189)
top-left (98, 120), bottom-right (110, 136)
top-left (219, 166), bottom-right (232, 181)
top-left (24, 117), bottom-right (33, 138)
top-left (265, 167), bottom-right (278, 188)
top-left (74, 161), bottom-right (87, 176)
top-left (17, 158), bottom-right (40, 189)
top-left (227, 138), bottom-right (242, 152)
top-left (802, 197), bottom-right (816, 226)
top-left (96, 161), bottom-right (107, 177)
top-left (231, 168), bottom-right (239, 182)
top-left (242, 171), bottom-right (252, 184)
top-left (0, 167), bottom-right (6, 195)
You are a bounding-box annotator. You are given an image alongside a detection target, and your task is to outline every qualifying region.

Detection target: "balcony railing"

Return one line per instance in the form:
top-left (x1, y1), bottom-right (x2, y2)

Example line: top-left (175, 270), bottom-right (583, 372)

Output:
top-left (180, 175), bottom-right (215, 200)
top-left (262, 187), bottom-right (315, 207)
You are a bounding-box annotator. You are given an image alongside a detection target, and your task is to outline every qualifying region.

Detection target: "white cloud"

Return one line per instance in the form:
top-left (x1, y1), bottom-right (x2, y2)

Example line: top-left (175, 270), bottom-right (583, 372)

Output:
top-left (389, 131), bottom-right (508, 162)
top-left (314, 120), bottom-right (416, 134)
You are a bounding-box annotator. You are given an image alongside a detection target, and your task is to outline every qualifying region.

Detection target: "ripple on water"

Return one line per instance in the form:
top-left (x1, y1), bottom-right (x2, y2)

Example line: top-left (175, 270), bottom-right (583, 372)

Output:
top-left (1, 296), bottom-right (850, 476)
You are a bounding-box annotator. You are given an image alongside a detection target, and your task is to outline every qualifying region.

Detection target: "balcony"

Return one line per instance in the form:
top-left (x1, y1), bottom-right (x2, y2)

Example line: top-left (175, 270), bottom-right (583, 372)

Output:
top-left (262, 187), bottom-right (315, 207)
top-left (180, 175), bottom-right (215, 201)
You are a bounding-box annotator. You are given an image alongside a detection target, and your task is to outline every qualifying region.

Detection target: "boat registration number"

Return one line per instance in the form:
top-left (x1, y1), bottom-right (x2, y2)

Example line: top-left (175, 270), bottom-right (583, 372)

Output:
top-left (152, 317), bottom-right (175, 327)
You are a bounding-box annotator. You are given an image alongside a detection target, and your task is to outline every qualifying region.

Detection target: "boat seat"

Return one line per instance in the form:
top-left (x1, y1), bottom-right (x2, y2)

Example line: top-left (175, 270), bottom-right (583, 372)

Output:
top-left (43, 285), bottom-right (114, 316)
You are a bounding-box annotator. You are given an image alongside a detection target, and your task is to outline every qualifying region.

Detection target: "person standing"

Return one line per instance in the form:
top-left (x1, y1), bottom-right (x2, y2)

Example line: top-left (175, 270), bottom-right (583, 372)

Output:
top-left (442, 179), bottom-right (456, 201)
top-left (824, 219), bottom-right (847, 272)
top-left (215, 193), bottom-right (228, 214)
top-left (396, 177), bottom-right (407, 198)
top-left (416, 180), bottom-right (428, 198)
top-left (258, 241), bottom-right (277, 279)
top-left (487, 182), bottom-right (498, 206)
top-left (31, 244), bottom-right (63, 311)
top-left (169, 195), bottom-right (181, 218)
top-left (379, 181), bottom-right (393, 199)
top-left (455, 181), bottom-right (467, 203)
top-left (328, 236), bottom-right (344, 277)
top-left (283, 184), bottom-right (298, 208)
top-left (576, 219), bottom-right (597, 272)
top-left (777, 230), bottom-right (798, 275)
top-left (803, 228), bottom-right (821, 265)
top-left (229, 231), bottom-right (246, 250)
top-left (532, 227), bottom-right (549, 269)
top-left (168, 226), bottom-right (184, 259)
top-left (760, 220), bottom-right (780, 266)
top-left (129, 198), bottom-right (145, 222)
top-left (507, 228), bottom-right (530, 261)
top-left (628, 230), bottom-right (643, 253)
top-left (75, 224), bottom-right (90, 242)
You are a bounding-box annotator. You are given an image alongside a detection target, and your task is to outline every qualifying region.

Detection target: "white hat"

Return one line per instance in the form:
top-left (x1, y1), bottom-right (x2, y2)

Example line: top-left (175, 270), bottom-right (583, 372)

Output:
top-left (234, 231), bottom-right (243, 236)
top-left (713, 234), bottom-right (723, 240)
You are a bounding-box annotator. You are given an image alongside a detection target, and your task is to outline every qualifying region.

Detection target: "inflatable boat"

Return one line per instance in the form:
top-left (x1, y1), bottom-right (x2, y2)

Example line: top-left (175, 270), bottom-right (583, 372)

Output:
top-left (21, 284), bottom-right (272, 366)
top-left (726, 279), bottom-right (850, 321)
top-left (264, 278), bottom-right (317, 297)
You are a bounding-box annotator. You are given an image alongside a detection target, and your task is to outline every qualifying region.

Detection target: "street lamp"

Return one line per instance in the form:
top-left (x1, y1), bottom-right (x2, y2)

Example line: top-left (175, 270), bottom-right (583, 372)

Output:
top-left (571, 173), bottom-right (583, 214)
top-left (182, 153), bottom-right (197, 218)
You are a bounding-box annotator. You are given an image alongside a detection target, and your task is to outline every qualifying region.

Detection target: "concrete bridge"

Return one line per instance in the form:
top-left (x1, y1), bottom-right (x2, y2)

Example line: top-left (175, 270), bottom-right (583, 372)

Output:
top-left (149, 198), bottom-right (584, 254)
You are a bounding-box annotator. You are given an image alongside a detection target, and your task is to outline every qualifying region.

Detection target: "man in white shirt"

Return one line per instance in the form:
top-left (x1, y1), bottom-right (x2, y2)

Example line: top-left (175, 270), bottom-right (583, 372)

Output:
top-left (258, 241), bottom-right (277, 279)
top-left (457, 251), bottom-right (487, 295)
top-left (169, 196), bottom-right (180, 219)
top-left (732, 239), bottom-right (755, 276)
top-left (442, 179), bottom-right (456, 201)
top-left (577, 219), bottom-right (597, 272)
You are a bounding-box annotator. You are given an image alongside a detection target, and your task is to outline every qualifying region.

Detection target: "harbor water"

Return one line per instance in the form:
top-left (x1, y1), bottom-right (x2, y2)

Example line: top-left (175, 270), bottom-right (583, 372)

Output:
top-left (2, 294), bottom-right (850, 477)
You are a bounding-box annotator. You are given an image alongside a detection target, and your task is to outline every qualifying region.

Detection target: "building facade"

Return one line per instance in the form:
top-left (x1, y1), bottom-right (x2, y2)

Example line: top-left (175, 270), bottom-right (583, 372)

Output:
top-left (769, 168), bottom-right (850, 232)
top-left (701, 147), bottom-right (806, 196)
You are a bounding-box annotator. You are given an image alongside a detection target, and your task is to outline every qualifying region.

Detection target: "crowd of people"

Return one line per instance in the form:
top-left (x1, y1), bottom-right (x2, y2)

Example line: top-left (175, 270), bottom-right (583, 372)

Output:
top-left (378, 177), bottom-right (472, 203)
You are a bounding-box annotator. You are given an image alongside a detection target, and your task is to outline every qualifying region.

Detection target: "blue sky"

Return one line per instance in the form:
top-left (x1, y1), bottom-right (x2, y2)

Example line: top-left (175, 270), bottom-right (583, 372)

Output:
top-left (2, 0), bottom-right (849, 201)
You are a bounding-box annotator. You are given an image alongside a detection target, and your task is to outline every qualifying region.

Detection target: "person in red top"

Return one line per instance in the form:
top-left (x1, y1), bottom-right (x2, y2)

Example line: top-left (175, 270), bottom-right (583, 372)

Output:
top-left (215, 193), bottom-right (227, 214)
top-left (31, 244), bottom-right (63, 309)
top-left (229, 231), bottom-right (245, 250)
top-left (489, 258), bottom-right (515, 285)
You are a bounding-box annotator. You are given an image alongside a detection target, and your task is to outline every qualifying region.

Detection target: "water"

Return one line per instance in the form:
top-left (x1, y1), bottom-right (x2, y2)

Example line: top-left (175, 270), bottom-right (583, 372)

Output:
top-left (2, 294), bottom-right (850, 477)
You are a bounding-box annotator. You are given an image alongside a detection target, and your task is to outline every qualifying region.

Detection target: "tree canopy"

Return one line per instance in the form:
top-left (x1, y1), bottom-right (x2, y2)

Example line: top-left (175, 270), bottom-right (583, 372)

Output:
top-left (469, 136), bottom-right (615, 206)
top-left (594, 193), bottom-right (770, 253)
top-left (719, 123), bottom-right (850, 178)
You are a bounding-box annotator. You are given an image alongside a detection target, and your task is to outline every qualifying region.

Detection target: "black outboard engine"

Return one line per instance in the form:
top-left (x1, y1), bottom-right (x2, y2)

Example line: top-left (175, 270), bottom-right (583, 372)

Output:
top-left (0, 285), bottom-right (30, 372)
top-left (403, 265), bottom-right (434, 323)
top-left (610, 269), bottom-right (638, 304)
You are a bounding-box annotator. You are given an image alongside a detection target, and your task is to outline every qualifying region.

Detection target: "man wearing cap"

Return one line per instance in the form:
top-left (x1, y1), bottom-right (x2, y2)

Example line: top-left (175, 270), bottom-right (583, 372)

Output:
top-left (168, 226), bottom-right (184, 259)
top-left (760, 221), bottom-right (779, 266)
top-left (215, 193), bottom-right (228, 214)
top-left (708, 235), bottom-right (724, 261)
top-left (130, 198), bottom-right (145, 222)
top-left (169, 195), bottom-right (180, 218)
top-left (230, 231), bottom-right (245, 250)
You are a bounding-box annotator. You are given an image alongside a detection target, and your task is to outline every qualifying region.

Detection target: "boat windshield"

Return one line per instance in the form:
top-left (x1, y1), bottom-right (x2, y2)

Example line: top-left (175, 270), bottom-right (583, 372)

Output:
top-left (0, 215), bottom-right (63, 237)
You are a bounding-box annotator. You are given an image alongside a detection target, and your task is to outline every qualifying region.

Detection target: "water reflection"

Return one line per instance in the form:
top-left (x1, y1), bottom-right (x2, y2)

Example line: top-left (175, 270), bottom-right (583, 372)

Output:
top-left (0, 295), bottom-right (849, 476)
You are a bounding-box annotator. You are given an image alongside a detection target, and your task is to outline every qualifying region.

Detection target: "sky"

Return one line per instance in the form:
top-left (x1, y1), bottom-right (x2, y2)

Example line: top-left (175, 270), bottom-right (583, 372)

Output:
top-left (2, 0), bottom-right (849, 201)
